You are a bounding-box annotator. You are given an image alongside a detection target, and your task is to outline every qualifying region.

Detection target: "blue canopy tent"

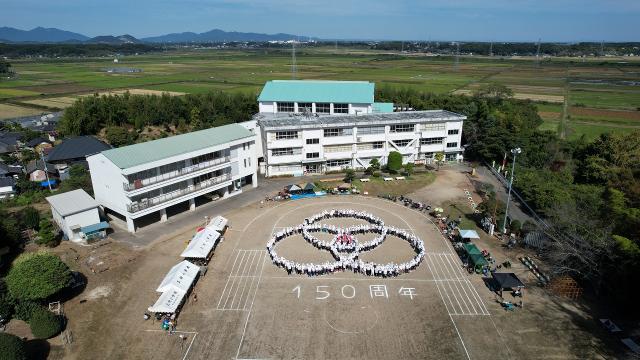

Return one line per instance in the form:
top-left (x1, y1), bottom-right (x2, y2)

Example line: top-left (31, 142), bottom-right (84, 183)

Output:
top-left (80, 221), bottom-right (110, 242)
top-left (40, 179), bottom-right (57, 188)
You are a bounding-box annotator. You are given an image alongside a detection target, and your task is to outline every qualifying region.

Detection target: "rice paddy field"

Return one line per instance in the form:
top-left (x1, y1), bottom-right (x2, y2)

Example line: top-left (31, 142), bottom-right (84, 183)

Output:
top-left (0, 47), bottom-right (639, 139)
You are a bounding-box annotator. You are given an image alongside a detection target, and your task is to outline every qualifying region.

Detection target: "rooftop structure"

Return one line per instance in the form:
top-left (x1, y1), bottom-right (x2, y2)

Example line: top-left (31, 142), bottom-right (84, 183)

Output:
top-left (258, 80), bottom-right (374, 104)
top-left (46, 189), bottom-right (105, 243)
top-left (47, 136), bottom-right (111, 164)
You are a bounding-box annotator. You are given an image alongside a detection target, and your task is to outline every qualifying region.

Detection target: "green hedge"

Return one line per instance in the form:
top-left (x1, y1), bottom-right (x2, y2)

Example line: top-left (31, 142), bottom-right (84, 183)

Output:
top-left (0, 333), bottom-right (27, 360)
top-left (29, 307), bottom-right (63, 339)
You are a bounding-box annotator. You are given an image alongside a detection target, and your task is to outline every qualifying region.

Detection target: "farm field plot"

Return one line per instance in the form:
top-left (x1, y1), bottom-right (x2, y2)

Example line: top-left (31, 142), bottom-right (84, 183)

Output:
top-left (0, 103), bottom-right (46, 119)
top-left (62, 196), bottom-right (607, 360)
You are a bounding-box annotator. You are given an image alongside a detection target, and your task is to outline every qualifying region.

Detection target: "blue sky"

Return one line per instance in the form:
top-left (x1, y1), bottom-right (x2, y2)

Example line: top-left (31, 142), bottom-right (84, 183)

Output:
top-left (2, 0), bottom-right (639, 41)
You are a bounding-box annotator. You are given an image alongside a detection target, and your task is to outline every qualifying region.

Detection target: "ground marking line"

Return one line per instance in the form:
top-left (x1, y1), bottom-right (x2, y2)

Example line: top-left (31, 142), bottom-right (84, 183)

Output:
top-left (231, 253), bottom-right (253, 310)
top-left (228, 250), bottom-right (258, 310)
top-left (242, 253), bottom-right (266, 310)
top-left (222, 251), bottom-right (248, 309)
top-left (441, 253), bottom-right (485, 315)
top-left (237, 251), bottom-right (262, 310)
top-left (443, 251), bottom-right (490, 315)
top-left (142, 329), bottom-right (199, 360)
top-left (433, 253), bottom-right (469, 314)
top-left (439, 253), bottom-right (476, 315)
top-left (425, 257), bottom-right (455, 315)
top-left (449, 313), bottom-right (472, 360)
top-left (233, 251), bottom-right (258, 309)
top-left (182, 332), bottom-right (198, 360)
top-left (234, 249), bottom-right (267, 359)
top-left (429, 253), bottom-right (462, 314)
top-left (217, 250), bottom-right (242, 309)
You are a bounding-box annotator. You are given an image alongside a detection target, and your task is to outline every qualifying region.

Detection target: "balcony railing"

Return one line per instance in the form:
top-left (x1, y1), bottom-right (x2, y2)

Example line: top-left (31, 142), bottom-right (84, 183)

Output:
top-left (126, 174), bottom-right (231, 213)
top-left (123, 156), bottom-right (231, 191)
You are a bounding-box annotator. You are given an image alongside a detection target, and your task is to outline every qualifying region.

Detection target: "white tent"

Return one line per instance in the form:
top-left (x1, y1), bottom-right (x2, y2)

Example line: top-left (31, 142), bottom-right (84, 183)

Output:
top-left (180, 227), bottom-right (220, 259)
top-left (459, 229), bottom-right (481, 240)
top-left (148, 288), bottom-right (185, 313)
top-left (156, 260), bottom-right (199, 293)
top-left (208, 215), bottom-right (228, 233)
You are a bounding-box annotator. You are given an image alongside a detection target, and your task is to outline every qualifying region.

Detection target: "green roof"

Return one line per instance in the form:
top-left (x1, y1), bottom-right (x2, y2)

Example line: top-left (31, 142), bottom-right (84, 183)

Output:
top-left (101, 124), bottom-right (253, 169)
top-left (258, 80), bottom-right (374, 104)
top-left (373, 102), bottom-right (394, 113)
top-left (463, 242), bottom-right (482, 255)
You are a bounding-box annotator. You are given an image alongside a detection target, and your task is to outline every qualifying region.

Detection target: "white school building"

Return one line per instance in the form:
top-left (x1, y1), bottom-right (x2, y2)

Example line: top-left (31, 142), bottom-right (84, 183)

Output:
top-left (255, 80), bottom-right (465, 177)
top-left (87, 124), bottom-right (258, 233)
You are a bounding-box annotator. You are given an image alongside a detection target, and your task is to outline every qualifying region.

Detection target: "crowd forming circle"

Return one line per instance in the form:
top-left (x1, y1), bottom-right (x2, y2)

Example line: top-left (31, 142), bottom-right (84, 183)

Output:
top-left (266, 209), bottom-right (426, 277)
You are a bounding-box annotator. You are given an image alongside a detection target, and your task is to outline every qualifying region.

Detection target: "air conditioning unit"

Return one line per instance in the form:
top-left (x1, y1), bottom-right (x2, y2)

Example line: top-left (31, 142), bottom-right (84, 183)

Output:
top-left (357, 137), bottom-right (363, 142)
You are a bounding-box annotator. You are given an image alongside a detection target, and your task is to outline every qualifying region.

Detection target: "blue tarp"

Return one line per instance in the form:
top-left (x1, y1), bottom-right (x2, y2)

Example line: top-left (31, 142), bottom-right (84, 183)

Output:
top-left (290, 192), bottom-right (327, 200)
top-left (40, 179), bottom-right (57, 187)
top-left (81, 221), bottom-right (110, 234)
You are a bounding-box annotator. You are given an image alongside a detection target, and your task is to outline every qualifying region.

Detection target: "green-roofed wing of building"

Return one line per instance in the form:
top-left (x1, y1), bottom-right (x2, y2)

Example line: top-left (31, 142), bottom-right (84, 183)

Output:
top-left (101, 124), bottom-right (253, 170)
top-left (373, 102), bottom-right (394, 113)
top-left (258, 80), bottom-right (375, 104)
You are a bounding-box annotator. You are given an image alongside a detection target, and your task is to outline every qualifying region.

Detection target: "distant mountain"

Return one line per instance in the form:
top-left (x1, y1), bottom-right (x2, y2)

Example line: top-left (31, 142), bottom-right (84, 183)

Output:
top-left (142, 29), bottom-right (306, 43)
top-left (86, 34), bottom-right (141, 45)
top-left (0, 27), bottom-right (88, 43)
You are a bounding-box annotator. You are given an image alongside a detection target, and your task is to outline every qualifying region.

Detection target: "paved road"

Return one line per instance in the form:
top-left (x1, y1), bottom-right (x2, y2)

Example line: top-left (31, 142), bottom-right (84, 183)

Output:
top-left (109, 174), bottom-right (342, 248)
top-left (472, 165), bottom-right (537, 227)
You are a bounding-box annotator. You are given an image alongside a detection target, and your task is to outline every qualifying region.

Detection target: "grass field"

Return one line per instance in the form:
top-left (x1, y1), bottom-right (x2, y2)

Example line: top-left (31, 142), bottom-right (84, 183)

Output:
top-left (0, 48), bottom-right (638, 138)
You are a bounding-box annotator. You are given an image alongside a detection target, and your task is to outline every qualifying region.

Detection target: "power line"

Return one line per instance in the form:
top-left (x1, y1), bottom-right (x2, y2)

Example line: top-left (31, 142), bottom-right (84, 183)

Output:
top-left (291, 40), bottom-right (297, 80)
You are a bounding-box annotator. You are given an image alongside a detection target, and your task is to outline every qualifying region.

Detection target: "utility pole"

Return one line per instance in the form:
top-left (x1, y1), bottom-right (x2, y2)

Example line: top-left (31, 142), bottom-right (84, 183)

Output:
top-left (535, 38), bottom-right (541, 67)
top-left (40, 150), bottom-right (52, 192)
top-left (489, 42), bottom-right (493, 57)
top-left (454, 42), bottom-right (460, 71)
top-left (502, 148), bottom-right (522, 234)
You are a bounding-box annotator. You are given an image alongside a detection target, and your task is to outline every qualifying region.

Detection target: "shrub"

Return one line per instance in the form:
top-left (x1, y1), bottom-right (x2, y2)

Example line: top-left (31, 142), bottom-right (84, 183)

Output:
top-left (29, 307), bottom-right (63, 339)
top-left (20, 206), bottom-right (40, 230)
top-left (387, 151), bottom-right (402, 173)
top-left (0, 333), bottom-right (27, 360)
top-left (0, 294), bottom-right (13, 321)
top-left (403, 163), bottom-right (414, 177)
top-left (6, 252), bottom-right (72, 301)
top-left (510, 219), bottom-right (522, 234)
top-left (372, 171), bottom-right (381, 178)
top-left (343, 169), bottom-right (355, 183)
top-left (369, 158), bottom-right (380, 171)
top-left (14, 301), bottom-right (42, 322)
top-left (36, 218), bottom-right (57, 247)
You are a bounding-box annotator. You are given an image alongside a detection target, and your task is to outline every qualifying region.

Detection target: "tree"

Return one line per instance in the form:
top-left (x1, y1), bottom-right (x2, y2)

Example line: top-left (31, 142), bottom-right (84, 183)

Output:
top-left (58, 164), bottom-right (93, 195)
top-left (403, 163), bottom-right (414, 177)
top-left (0, 333), bottom-right (27, 360)
top-left (5, 253), bottom-right (72, 301)
top-left (190, 107), bottom-right (203, 130)
top-left (29, 307), bottom-right (63, 339)
top-left (36, 218), bottom-right (57, 247)
top-left (510, 219), bottom-right (522, 234)
top-left (474, 83), bottom-right (514, 101)
top-left (344, 169), bottom-right (355, 183)
top-left (20, 206), bottom-right (40, 230)
top-left (105, 126), bottom-right (136, 147)
top-left (387, 151), bottom-right (402, 174)
top-left (434, 152), bottom-right (445, 171)
top-left (369, 158), bottom-right (380, 171)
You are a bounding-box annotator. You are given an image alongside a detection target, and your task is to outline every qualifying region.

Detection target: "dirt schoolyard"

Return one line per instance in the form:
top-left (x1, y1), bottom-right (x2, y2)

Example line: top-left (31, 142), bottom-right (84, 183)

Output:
top-left (44, 169), bottom-right (611, 360)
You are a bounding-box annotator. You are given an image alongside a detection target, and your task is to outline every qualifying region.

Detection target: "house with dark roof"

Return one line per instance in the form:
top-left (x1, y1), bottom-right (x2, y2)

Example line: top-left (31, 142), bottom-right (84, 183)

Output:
top-left (26, 136), bottom-right (51, 148)
top-left (0, 163), bottom-right (23, 177)
top-left (0, 177), bottom-right (17, 199)
top-left (0, 132), bottom-right (22, 154)
top-left (26, 159), bottom-right (57, 182)
top-left (47, 136), bottom-right (111, 168)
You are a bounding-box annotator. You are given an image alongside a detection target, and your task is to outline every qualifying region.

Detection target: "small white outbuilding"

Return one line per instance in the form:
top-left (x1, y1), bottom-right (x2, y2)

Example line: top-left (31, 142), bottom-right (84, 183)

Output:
top-left (46, 189), bottom-right (108, 243)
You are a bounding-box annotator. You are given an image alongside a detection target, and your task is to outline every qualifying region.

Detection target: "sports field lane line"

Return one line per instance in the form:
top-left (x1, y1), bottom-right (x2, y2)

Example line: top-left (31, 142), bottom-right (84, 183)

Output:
top-left (242, 253), bottom-right (265, 311)
top-left (428, 253), bottom-right (461, 314)
top-left (425, 256), bottom-right (456, 315)
top-left (231, 252), bottom-right (255, 310)
top-left (234, 251), bottom-right (267, 359)
top-left (440, 253), bottom-right (482, 314)
top-left (217, 250), bottom-right (242, 309)
top-left (222, 251), bottom-right (248, 309)
top-left (449, 313), bottom-right (472, 360)
top-left (435, 253), bottom-right (472, 315)
top-left (234, 251), bottom-right (262, 310)
top-left (437, 253), bottom-right (476, 315)
top-left (228, 251), bottom-right (257, 309)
